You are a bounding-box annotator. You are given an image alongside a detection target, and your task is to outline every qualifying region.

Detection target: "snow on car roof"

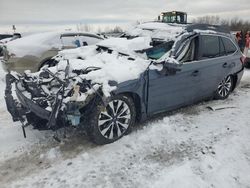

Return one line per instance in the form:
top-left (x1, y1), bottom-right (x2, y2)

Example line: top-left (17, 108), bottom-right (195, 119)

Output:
top-left (5, 31), bottom-right (100, 57)
top-left (7, 31), bottom-right (60, 46)
top-left (126, 22), bottom-right (185, 41)
top-left (6, 31), bottom-right (62, 57)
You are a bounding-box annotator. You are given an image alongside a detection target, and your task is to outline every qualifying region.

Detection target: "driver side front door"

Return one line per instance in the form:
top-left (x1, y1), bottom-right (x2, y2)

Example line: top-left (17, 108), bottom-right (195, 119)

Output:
top-left (147, 36), bottom-right (202, 115)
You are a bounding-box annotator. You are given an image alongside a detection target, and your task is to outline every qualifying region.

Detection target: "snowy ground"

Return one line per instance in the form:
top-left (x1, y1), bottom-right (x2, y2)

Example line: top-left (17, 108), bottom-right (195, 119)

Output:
top-left (0, 68), bottom-right (250, 188)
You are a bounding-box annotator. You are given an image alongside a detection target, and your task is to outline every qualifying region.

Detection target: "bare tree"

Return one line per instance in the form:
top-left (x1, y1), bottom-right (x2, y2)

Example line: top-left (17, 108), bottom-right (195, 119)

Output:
top-left (192, 15), bottom-right (250, 34)
top-left (192, 15), bottom-right (220, 25)
top-left (97, 27), bottom-right (102, 34)
top-left (76, 23), bottom-right (92, 32)
top-left (112, 26), bottom-right (123, 33)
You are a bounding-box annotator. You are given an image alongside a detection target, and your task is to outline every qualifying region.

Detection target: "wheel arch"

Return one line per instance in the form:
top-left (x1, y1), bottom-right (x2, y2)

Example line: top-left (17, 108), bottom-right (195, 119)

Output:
top-left (231, 74), bottom-right (238, 91)
top-left (115, 91), bottom-right (142, 122)
top-left (37, 57), bottom-right (54, 71)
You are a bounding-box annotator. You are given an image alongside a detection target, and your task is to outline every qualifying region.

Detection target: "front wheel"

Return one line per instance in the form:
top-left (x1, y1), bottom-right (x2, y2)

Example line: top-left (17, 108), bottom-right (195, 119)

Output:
top-left (214, 75), bottom-right (233, 100)
top-left (86, 95), bottom-right (136, 145)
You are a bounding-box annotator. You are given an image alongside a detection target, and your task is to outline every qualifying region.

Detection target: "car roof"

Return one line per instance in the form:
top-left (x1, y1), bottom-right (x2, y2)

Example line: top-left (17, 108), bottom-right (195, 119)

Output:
top-left (126, 22), bottom-right (231, 42)
top-left (60, 32), bottom-right (103, 39)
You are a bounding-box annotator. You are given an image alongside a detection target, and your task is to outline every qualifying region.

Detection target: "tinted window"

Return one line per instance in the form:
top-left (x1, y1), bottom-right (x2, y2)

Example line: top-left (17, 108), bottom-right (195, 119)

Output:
top-left (219, 38), bottom-right (226, 56)
top-left (201, 35), bottom-right (220, 59)
top-left (221, 37), bottom-right (237, 55)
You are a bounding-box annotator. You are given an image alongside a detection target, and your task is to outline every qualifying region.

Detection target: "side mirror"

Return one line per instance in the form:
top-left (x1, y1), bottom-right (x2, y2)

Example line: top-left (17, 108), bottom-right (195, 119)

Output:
top-left (161, 62), bottom-right (181, 75)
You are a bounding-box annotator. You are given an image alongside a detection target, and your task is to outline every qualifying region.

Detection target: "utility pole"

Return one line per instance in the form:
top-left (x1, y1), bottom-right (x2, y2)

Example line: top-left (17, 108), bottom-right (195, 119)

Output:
top-left (12, 25), bottom-right (16, 33)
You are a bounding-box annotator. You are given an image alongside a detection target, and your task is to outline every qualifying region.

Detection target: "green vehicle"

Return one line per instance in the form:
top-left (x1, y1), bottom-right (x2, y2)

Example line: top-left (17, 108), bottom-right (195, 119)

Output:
top-left (158, 11), bottom-right (187, 24)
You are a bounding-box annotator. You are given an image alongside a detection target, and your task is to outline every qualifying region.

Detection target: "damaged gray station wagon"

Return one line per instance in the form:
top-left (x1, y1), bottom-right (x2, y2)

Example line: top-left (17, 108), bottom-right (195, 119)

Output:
top-left (5, 22), bottom-right (245, 144)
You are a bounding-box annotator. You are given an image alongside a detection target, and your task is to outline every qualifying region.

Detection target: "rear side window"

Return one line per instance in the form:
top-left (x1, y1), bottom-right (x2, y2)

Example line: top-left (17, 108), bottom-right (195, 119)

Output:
top-left (201, 35), bottom-right (220, 59)
top-left (221, 37), bottom-right (237, 55)
top-left (219, 38), bottom-right (226, 56)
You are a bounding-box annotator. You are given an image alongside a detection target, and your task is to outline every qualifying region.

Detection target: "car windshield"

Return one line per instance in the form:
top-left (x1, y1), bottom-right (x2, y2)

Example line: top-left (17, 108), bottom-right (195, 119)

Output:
top-left (142, 41), bottom-right (174, 60)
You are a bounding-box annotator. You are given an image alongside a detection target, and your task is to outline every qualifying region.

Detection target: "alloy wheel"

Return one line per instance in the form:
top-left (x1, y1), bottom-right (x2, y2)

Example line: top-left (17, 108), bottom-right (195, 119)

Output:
top-left (217, 76), bottom-right (232, 98)
top-left (98, 99), bottom-right (131, 140)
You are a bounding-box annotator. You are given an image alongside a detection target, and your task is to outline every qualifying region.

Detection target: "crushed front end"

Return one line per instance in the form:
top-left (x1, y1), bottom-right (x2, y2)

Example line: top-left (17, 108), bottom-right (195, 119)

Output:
top-left (5, 63), bottom-right (103, 134)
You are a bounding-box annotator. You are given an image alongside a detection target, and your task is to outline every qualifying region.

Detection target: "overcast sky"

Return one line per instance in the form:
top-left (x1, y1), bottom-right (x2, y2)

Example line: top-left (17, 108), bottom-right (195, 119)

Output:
top-left (0, 0), bottom-right (250, 32)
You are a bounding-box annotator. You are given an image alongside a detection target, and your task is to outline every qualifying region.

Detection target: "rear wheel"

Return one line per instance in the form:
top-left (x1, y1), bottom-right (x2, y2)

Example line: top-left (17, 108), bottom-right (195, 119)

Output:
top-left (86, 95), bottom-right (136, 145)
top-left (214, 75), bottom-right (233, 100)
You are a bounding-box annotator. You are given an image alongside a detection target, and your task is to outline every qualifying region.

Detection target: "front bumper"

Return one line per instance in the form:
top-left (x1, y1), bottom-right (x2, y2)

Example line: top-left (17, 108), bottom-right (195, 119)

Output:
top-left (5, 72), bottom-right (95, 129)
top-left (15, 83), bottom-right (51, 120)
top-left (5, 74), bottom-right (51, 123)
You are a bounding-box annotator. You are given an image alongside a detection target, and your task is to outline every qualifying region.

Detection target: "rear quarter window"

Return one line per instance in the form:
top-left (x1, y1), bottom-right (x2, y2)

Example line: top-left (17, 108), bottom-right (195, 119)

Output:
top-left (221, 37), bottom-right (237, 55)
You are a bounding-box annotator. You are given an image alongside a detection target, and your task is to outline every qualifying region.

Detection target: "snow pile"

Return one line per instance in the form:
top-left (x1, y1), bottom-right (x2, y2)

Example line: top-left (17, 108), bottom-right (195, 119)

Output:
top-left (0, 37), bottom-right (12, 44)
top-left (40, 147), bottom-right (62, 161)
top-left (5, 31), bottom-right (61, 57)
top-left (126, 22), bottom-right (185, 41)
top-left (0, 64), bottom-right (250, 187)
top-left (55, 48), bottom-right (149, 96)
top-left (0, 60), bottom-right (6, 86)
top-left (97, 37), bottom-right (151, 55)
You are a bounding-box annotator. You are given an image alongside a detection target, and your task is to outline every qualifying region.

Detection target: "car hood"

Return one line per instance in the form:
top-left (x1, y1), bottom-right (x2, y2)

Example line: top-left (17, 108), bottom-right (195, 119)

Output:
top-left (16, 44), bottom-right (150, 107)
top-left (96, 37), bottom-right (152, 55)
top-left (55, 44), bottom-right (150, 87)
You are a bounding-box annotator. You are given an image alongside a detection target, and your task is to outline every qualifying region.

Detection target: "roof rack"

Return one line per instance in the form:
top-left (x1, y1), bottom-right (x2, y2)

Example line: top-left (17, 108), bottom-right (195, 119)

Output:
top-left (186, 24), bottom-right (230, 34)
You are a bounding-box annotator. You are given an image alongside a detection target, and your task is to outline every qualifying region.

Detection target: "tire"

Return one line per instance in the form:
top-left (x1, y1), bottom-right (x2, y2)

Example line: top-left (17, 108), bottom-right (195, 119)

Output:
top-left (86, 95), bottom-right (136, 145)
top-left (214, 75), bottom-right (233, 100)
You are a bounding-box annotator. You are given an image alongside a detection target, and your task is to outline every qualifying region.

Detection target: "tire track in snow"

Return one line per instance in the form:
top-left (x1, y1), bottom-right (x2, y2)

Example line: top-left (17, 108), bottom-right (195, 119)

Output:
top-left (0, 74), bottom-right (249, 187)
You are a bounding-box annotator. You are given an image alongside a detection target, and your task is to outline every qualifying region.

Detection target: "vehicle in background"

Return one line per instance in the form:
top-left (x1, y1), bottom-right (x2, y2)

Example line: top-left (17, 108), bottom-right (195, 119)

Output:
top-left (158, 11), bottom-right (187, 24)
top-left (0, 33), bottom-right (22, 57)
top-left (0, 34), bottom-right (13, 41)
top-left (1, 31), bottom-right (103, 73)
top-left (0, 33), bottom-right (22, 44)
top-left (5, 22), bottom-right (244, 145)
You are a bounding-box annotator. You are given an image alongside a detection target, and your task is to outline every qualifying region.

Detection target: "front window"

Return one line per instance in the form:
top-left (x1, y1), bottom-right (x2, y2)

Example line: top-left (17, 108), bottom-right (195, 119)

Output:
top-left (143, 41), bottom-right (174, 60)
top-left (177, 37), bottom-right (198, 63)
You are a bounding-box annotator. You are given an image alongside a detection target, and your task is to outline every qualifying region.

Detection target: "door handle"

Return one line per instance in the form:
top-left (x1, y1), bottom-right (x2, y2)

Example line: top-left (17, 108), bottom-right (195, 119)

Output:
top-left (223, 63), bottom-right (228, 68)
top-left (191, 70), bottom-right (199, 77)
top-left (223, 62), bottom-right (236, 68)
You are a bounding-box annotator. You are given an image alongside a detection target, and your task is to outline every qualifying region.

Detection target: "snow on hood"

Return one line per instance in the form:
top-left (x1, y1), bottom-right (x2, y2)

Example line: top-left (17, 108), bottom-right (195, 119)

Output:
top-left (6, 31), bottom-right (61, 57)
top-left (56, 36), bottom-right (152, 60)
top-left (52, 45), bottom-right (150, 97)
top-left (126, 22), bottom-right (185, 41)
